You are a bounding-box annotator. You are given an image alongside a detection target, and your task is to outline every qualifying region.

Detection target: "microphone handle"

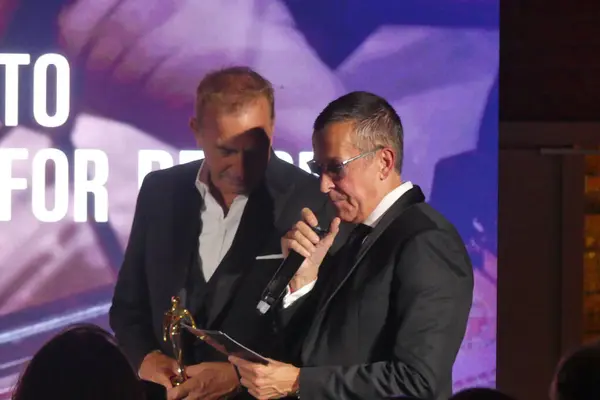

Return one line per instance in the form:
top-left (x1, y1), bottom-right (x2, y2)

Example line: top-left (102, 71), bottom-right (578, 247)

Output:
top-left (266, 250), bottom-right (306, 293)
top-left (256, 250), bottom-right (306, 315)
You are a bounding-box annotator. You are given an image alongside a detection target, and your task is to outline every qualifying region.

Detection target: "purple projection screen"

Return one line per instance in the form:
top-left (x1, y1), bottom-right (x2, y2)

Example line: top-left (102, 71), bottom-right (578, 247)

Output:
top-left (0, 0), bottom-right (498, 397)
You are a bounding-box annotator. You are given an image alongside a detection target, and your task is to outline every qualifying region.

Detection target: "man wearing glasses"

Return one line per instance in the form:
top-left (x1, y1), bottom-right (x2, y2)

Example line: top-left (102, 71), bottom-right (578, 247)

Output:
top-left (230, 91), bottom-right (474, 400)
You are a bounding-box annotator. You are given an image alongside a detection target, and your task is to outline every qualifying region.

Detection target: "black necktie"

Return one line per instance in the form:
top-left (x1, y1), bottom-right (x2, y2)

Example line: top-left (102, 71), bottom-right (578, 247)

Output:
top-left (344, 223), bottom-right (373, 260)
top-left (330, 223), bottom-right (373, 282)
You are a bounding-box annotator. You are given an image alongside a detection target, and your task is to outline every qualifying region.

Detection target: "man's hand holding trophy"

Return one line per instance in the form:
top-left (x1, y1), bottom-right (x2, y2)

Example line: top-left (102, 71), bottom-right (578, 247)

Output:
top-left (158, 296), bottom-right (241, 400)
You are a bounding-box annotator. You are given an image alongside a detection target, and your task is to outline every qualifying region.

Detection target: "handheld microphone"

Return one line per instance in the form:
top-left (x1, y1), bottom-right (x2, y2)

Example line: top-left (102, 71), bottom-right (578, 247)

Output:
top-left (256, 225), bottom-right (328, 315)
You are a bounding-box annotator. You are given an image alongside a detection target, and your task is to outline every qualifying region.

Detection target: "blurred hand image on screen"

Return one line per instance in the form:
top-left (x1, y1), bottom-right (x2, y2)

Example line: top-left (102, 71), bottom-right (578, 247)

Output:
top-left (0, 0), bottom-right (498, 396)
top-left (57, 0), bottom-right (344, 149)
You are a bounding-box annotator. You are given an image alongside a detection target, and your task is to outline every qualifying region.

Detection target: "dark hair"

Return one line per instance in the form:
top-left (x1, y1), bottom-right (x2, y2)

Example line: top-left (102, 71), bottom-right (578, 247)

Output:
top-left (195, 66), bottom-right (275, 120)
top-left (313, 91), bottom-right (404, 174)
top-left (11, 324), bottom-right (145, 400)
top-left (554, 343), bottom-right (600, 400)
top-left (451, 387), bottom-right (516, 400)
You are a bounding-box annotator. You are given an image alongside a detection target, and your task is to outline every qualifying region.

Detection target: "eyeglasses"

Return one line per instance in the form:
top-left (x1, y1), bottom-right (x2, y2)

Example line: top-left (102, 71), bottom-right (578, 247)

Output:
top-left (307, 146), bottom-right (383, 179)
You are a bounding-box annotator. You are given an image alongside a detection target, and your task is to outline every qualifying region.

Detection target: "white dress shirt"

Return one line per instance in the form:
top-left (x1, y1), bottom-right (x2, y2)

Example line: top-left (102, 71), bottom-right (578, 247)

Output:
top-left (282, 181), bottom-right (414, 308)
top-left (362, 181), bottom-right (414, 228)
top-left (193, 163), bottom-right (312, 309)
top-left (195, 164), bottom-right (248, 281)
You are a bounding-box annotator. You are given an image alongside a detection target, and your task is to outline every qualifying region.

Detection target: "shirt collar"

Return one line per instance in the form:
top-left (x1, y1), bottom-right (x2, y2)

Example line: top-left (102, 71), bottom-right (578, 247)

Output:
top-left (195, 160), bottom-right (210, 199)
top-left (363, 181), bottom-right (414, 227)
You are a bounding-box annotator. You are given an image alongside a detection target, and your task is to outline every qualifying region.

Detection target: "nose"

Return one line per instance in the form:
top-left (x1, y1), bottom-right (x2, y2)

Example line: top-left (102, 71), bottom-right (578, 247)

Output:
top-left (230, 153), bottom-right (246, 179)
top-left (319, 174), bottom-right (334, 194)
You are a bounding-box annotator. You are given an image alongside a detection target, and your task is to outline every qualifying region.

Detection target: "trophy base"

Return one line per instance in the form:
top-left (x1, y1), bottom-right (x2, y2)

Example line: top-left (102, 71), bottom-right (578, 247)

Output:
top-left (170, 375), bottom-right (186, 386)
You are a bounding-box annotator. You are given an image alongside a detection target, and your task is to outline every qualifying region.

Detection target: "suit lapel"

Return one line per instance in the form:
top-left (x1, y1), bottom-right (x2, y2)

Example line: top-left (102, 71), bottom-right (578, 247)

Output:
top-left (167, 162), bottom-right (203, 303)
top-left (204, 154), bottom-right (290, 328)
top-left (203, 184), bottom-right (275, 328)
top-left (353, 188), bottom-right (426, 271)
top-left (302, 186), bottom-right (425, 359)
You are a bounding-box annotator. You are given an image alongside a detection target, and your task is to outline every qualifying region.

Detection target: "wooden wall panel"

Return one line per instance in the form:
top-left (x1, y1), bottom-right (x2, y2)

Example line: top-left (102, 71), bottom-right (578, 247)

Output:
top-left (501, 2), bottom-right (600, 120)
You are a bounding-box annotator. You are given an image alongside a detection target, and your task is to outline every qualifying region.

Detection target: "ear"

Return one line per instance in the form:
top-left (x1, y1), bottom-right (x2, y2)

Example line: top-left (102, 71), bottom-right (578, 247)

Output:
top-left (189, 117), bottom-right (203, 147)
top-left (379, 148), bottom-right (396, 179)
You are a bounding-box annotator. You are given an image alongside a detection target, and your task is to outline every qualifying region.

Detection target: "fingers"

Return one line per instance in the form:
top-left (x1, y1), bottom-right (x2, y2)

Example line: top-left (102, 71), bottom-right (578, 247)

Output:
top-left (285, 238), bottom-right (310, 258)
top-left (301, 207), bottom-right (318, 227)
top-left (242, 379), bottom-right (260, 398)
top-left (244, 381), bottom-right (283, 400)
top-left (322, 217), bottom-right (341, 245)
top-left (282, 209), bottom-right (336, 260)
top-left (280, 236), bottom-right (293, 258)
top-left (228, 356), bottom-right (243, 366)
top-left (241, 377), bottom-right (268, 400)
top-left (166, 380), bottom-right (190, 400)
top-left (232, 358), bottom-right (289, 400)
top-left (283, 221), bottom-right (320, 258)
top-left (228, 356), bottom-right (255, 374)
top-left (229, 357), bottom-right (262, 384)
top-left (290, 231), bottom-right (317, 255)
top-left (156, 372), bottom-right (174, 389)
top-left (139, 351), bottom-right (178, 389)
top-left (296, 220), bottom-right (321, 244)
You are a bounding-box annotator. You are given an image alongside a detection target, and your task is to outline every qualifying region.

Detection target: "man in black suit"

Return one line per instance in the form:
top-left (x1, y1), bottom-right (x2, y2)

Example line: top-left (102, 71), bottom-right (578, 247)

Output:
top-left (109, 67), bottom-right (338, 400)
top-left (231, 91), bottom-right (474, 400)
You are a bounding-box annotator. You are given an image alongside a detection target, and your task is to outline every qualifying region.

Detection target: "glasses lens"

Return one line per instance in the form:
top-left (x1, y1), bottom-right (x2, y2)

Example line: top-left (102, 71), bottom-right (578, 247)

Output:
top-left (307, 160), bottom-right (321, 176)
top-left (307, 160), bottom-right (346, 179)
top-left (327, 162), bottom-right (345, 179)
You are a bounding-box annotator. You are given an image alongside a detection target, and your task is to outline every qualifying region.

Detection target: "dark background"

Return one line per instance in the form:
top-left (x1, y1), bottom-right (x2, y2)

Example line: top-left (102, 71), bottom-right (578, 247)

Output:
top-left (499, 1), bottom-right (600, 399)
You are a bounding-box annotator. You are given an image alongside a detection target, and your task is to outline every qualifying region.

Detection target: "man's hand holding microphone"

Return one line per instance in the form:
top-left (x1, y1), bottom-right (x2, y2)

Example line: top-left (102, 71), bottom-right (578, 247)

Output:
top-left (281, 208), bottom-right (340, 292)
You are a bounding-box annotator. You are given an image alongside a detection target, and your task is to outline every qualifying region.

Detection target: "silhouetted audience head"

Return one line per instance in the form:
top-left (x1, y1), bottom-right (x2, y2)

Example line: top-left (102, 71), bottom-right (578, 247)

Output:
top-left (451, 387), bottom-right (516, 400)
top-left (11, 324), bottom-right (145, 400)
top-left (552, 342), bottom-right (600, 400)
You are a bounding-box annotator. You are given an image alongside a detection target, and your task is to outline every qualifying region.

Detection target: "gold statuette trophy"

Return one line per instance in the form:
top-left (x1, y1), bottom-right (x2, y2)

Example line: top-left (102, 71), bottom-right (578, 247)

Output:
top-left (163, 296), bottom-right (197, 386)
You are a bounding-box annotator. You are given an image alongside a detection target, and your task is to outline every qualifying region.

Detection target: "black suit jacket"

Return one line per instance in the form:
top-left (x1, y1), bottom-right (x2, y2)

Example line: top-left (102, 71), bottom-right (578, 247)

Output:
top-left (283, 186), bottom-right (474, 400)
top-left (109, 155), bottom-right (342, 392)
